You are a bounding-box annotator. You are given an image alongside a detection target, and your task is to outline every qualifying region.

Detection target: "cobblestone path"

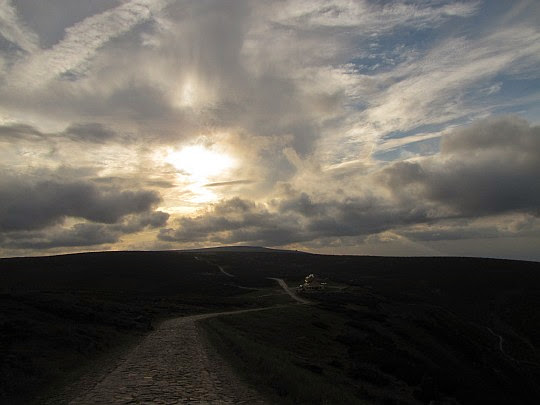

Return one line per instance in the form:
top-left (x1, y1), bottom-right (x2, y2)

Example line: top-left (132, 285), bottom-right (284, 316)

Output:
top-left (68, 308), bottom-right (273, 404)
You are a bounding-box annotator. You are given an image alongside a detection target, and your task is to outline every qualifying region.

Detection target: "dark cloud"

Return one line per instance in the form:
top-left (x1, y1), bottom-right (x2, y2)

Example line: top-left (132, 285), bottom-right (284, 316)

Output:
top-left (158, 197), bottom-right (305, 245)
top-left (3, 223), bottom-right (119, 249)
top-left (204, 179), bottom-right (254, 187)
top-left (398, 219), bottom-right (540, 243)
top-left (278, 192), bottom-right (430, 240)
top-left (0, 178), bottom-right (161, 231)
top-left (441, 115), bottom-right (540, 153)
top-left (158, 193), bottom-right (428, 247)
top-left (0, 123), bottom-right (44, 140)
top-left (0, 121), bottom-right (124, 144)
top-left (2, 210), bottom-right (170, 250)
top-left (0, 165), bottom-right (168, 251)
top-left (278, 192), bottom-right (324, 217)
top-left (90, 176), bottom-right (176, 190)
top-left (117, 211), bottom-right (169, 233)
top-left (380, 116), bottom-right (540, 217)
top-left (62, 122), bottom-right (117, 143)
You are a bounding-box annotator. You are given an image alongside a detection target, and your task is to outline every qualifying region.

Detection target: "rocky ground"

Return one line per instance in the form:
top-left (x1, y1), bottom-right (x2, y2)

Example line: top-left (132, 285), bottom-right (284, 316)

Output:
top-left (46, 309), bottom-right (273, 405)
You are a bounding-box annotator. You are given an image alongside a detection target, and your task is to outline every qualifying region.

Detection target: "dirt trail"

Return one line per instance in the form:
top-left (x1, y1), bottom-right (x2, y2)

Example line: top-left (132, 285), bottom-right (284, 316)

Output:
top-left (486, 327), bottom-right (506, 356)
top-left (56, 276), bottom-right (309, 404)
top-left (485, 326), bottom-right (540, 367)
top-left (194, 255), bottom-right (235, 278)
top-left (217, 265), bottom-right (235, 278)
top-left (64, 307), bottom-right (275, 404)
top-left (268, 277), bottom-right (312, 304)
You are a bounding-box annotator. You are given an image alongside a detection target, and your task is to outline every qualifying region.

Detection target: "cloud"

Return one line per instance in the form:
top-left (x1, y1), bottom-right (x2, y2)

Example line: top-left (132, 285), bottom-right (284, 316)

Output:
top-left (117, 210), bottom-right (169, 233)
top-left (364, 27), bottom-right (540, 130)
top-left (0, 170), bottom-right (169, 250)
top-left (1, 2), bottom-right (540, 259)
top-left (1, 209), bottom-right (169, 250)
top-left (0, 121), bottom-right (122, 144)
top-left (204, 180), bottom-right (255, 188)
top-left (0, 122), bottom-right (44, 140)
top-left (0, 0), bottom-right (38, 53)
top-left (158, 197), bottom-right (305, 245)
top-left (380, 116), bottom-right (540, 217)
top-left (9, 0), bottom-right (175, 88)
top-left (2, 223), bottom-right (120, 249)
top-left (62, 122), bottom-right (119, 143)
top-left (0, 177), bottom-right (161, 231)
top-left (160, 116), bottom-right (540, 248)
top-left (329, 22), bottom-right (540, 166)
top-left (158, 192), bottom-right (428, 246)
top-left (12, 0), bottom-right (123, 48)
top-left (441, 115), bottom-right (540, 154)
top-left (271, 0), bottom-right (478, 30)
top-left (400, 216), bottom-right (540, 243)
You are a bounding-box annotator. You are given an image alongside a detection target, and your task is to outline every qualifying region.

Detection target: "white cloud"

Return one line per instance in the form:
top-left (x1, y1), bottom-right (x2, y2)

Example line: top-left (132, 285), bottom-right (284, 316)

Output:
top-left (0, 0), bottom-right (38, 53)
top-left (8, 0), bottom-right (175, 89)
top-left (269, 0), bottom-right (478, 30)
top-left (324, 24), bottom-right (540, 167)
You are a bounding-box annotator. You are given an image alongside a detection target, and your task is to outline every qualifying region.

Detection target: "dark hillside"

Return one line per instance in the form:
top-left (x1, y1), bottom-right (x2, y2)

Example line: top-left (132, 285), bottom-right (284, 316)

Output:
top-left (178, 245), bottom-right (298, 253)
top-left (2, 251), bottom-right (540, 404)
top-left (210, 253), bottom-right (540, 350)
top-left (1, 251), bottom-right (238, 295)
top-left (0, 251), bottom-right (258, 404)
top-left (198, 252), bottom-right (540, 404)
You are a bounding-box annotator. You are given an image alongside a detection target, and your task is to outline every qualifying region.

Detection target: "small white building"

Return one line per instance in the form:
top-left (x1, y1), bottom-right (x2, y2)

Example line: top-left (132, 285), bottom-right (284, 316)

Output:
top-left (298, 273), bottom-right (327, 291)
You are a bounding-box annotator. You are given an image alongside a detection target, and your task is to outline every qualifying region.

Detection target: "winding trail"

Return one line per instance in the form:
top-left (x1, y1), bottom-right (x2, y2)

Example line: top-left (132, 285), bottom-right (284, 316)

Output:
top-left (57, 276), bottom-right (310, 404)
top-left (268, 277), bottom-right (312, 304)
top-left (194, 255), bottom-right (235, 278)
top-left (65, 307), bottom-right (276, 404)
top-left (217, 265), bottom-right (235, 278)
top-left (486, 327), bottom-right (506, 356)
top-left (485, 326), bottom-right (540, 367)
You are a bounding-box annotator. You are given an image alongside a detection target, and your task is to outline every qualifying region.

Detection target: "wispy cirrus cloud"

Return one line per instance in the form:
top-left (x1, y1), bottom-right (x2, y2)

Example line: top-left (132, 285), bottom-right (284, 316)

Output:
top-left (8, 0), bottom-right (175, 88)
top-left (269, 0), bottom-right (478, 29)
top-left (0, 0), bottom-right (38, 53)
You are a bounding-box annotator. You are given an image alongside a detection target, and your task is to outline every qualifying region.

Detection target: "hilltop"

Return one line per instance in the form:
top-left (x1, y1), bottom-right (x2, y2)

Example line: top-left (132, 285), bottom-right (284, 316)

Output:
top-left (178, 245), bottom-right (303, 253)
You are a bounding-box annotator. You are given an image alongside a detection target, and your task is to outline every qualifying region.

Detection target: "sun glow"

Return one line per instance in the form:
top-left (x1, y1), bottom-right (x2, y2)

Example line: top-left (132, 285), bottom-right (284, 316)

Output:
top-left (175, 80), bottom-right (196, 108)
top-left (165, 145), bottom-right (235, 181)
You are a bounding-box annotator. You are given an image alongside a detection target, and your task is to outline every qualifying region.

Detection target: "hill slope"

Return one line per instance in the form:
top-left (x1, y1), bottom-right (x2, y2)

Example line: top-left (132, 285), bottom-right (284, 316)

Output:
top-left (1, 251), bottom-right (540, 404)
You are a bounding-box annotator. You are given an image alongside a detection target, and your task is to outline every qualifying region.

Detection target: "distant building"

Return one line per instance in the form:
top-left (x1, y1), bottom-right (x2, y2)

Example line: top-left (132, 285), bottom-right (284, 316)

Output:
top-left (298, 273), bottom-right (327, 291)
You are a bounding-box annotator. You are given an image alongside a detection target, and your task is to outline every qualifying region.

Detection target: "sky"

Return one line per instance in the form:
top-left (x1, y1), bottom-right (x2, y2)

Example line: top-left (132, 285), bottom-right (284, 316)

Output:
top-left (1, 0), bottom-right (539, 260)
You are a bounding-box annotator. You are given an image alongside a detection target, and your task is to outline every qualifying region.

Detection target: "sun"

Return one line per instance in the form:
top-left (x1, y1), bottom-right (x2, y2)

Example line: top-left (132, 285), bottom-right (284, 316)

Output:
top-left (165, 144), bottom-right (235, 181)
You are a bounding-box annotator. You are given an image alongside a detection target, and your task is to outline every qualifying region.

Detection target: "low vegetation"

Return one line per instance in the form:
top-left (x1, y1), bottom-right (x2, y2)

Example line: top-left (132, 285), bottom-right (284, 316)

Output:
top-left (200, 253), bottom-right (540, 404)
top-left (202, 305), bottom-right (364, 404)
top-left (2, 250), bottom-right (540, 404)
top-left (0, 251), bottom-right (265, 403)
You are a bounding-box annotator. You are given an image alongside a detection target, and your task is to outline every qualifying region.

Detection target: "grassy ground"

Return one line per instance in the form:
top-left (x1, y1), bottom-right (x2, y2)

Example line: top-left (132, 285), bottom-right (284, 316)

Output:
top-left (201, 277), bottom-right (540, 405)
top-left (2, 251), bottom-right (540, 404)
top-left (202, 304), bottom-right (367, 404)
top-left (0, 251), bottom-right (269, 404)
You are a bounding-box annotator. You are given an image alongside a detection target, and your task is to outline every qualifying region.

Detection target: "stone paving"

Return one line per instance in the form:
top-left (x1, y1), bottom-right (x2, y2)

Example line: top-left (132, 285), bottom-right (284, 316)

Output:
top-left (66, 309), bottom-right (271, 404)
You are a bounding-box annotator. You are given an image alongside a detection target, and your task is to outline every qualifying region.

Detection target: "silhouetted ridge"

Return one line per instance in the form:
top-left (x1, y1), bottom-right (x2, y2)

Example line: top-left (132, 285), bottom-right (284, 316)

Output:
top-left (178, 245), bottom-right (304, 253)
